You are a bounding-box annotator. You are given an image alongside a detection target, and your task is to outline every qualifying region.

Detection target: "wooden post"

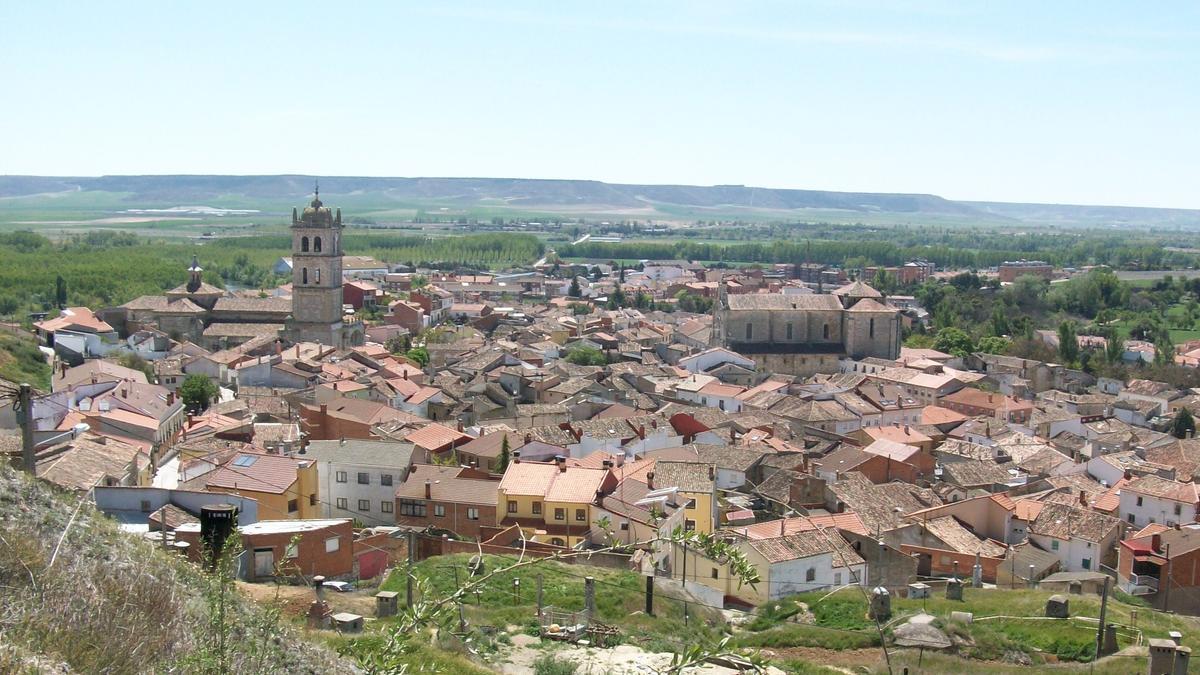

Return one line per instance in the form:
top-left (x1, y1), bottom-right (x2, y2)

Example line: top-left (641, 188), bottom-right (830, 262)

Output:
top-left (17, 383), bottom-right (35, 474)
top-left (1093, 575), bottom-right (1110, 664)
top-left (645, 574), bottom-right (654, 616)
top-left (537, 573), bottom-right (544, 620)
top-left (584, 576), bottom-right (595, 622)
top-left (406, 531), bottom-right (415, 608)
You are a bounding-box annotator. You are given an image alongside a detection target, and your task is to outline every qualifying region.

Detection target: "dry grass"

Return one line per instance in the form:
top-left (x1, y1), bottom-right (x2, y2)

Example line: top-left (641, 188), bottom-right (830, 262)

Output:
top-left (0, 464), bottom-right (351, 674)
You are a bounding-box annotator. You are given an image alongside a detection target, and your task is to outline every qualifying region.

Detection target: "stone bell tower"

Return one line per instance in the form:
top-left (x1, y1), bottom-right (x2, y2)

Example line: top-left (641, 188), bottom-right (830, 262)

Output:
top-left (283, 183), bottom-right (363, 348)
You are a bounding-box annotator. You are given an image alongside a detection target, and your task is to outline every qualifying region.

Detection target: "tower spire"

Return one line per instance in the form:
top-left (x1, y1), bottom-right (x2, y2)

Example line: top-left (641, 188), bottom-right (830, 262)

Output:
top-left (311, 179), bottom-right (322, 208)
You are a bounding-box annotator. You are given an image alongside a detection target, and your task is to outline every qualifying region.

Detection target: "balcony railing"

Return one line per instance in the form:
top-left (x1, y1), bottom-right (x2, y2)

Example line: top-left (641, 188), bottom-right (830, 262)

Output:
top-left (1125, 574), bottom-right (1159, 595)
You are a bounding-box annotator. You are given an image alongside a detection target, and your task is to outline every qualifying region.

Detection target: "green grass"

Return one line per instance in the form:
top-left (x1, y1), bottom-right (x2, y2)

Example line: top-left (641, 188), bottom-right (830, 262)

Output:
top-left (379, 553), bottom-right (722, 651)
top-left (0, 332), bottom-right (51, 390)
top-left (736, 623), bottom-right (880, 650)
top-left (750, 588), bottom-right (1200, 666)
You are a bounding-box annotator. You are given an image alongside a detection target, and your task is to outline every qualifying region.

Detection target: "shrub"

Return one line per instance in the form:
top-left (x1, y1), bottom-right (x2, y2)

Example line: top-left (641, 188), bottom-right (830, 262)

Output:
top-left (532, 653), bottom-right (578, 675)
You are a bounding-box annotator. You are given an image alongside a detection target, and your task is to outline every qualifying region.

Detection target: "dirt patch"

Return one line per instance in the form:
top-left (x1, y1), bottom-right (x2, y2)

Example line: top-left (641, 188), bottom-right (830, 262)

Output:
top-left (237, 581), bottom-right (378, 618)
top-left (493, 637), bottom-right (787, 675)
top-left (764, 646), bottom-right (884, 669)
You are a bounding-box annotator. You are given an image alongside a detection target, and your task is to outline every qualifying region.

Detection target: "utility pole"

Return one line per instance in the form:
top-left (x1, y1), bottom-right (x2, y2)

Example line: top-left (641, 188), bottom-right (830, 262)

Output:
top-left (536, 573), bottom-right (544, 620)
top-left (1093, 575), bottom-right (1110, 665)
top-left (17, 383), bottom-right (35, 475)
top-left (1162, 543), bottom-right (1172, 612)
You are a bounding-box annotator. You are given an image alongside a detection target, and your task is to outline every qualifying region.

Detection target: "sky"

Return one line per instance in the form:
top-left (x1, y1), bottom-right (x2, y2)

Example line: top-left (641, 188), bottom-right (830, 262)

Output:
top-left (3, 2), bottom-right (1199, 208)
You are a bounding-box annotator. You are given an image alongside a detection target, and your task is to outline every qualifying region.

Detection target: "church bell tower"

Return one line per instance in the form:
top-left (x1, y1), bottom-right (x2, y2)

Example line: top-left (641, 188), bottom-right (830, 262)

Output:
top-left (283, 183), bottom-right (363, 347)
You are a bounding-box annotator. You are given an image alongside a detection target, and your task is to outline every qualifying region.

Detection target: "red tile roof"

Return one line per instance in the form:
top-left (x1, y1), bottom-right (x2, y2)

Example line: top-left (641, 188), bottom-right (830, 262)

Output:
top-left (404, 423), bottom-right (473, 452)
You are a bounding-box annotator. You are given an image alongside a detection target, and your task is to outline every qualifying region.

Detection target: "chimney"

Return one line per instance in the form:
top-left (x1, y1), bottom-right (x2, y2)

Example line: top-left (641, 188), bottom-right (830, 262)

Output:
top-left (1174, 522), bottom-right (1182, 531)
top-left (424, 479), bottom-right (432, 499)
top-left (457, 421), bottom-right (464, 432)
top-left (403, 370), bottom-right (408, 380)
top-left (780, 518), bottom-right (786, 536)
top-left (167, 392), bottom-right (175, 406)
top-left (408, 463), bottom-right (416, 475)
top-left (340, 436), bottom-right (346, 446)
top-left (555, 455), bottom-right (566, 472)
top-left (602, 459), bottom-right (613, 469)
top-left (647, 471), bottom-right (655, 490)
top-left (1152, 533), bottom-right (1162, 553)
top-left (1079, 490), bottom-right (1088, 507)
top-left (295, 344), bottom-right (300, 358)
top-left (319, 403), bottom-right (328, 416)
top-left (707, 465), bottom-right (715, 480)
top-left (638, 425), bottom-right (646, 440)
top-left (512, 451), bottom-right (521, 464)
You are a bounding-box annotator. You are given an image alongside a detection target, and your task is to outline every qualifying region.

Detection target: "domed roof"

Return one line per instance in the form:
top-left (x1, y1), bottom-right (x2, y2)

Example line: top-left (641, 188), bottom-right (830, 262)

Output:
top-left (833, 280), bottom-right (882, 299)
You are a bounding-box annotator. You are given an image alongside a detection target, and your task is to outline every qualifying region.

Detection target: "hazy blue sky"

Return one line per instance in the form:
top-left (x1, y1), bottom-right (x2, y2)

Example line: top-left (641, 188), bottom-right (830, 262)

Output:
top-left (3, 2), bottom-right (1198, 208)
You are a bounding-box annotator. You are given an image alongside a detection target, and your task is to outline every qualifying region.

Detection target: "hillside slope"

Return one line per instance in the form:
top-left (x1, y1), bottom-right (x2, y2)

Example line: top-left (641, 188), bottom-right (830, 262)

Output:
top-left (0, 463), bottom-right (353, 674)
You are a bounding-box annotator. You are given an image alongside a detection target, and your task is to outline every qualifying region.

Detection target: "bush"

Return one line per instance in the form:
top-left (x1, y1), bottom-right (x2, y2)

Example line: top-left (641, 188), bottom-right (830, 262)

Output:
top-left (737, 624), bottom-right (879, 650)
top-left (532, 653), bottom-right (578, 675)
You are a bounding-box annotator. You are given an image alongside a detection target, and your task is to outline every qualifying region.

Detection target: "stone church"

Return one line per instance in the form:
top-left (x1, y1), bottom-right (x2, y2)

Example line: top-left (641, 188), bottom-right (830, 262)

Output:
top-left (110, 190), bottom-right (363, 350)
top-left (711, 279), bottom-right (901, 376)
top-left (282, 189), bottom-right (363, 348)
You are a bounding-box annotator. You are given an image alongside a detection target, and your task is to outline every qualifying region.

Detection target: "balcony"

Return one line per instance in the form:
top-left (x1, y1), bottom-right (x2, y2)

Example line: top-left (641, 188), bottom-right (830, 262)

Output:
top-left (1124, 573), bottom-right (1159, 596)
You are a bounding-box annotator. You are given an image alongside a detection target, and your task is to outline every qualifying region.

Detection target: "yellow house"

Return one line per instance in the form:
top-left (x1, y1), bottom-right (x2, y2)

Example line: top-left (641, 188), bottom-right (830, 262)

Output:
top-left (202, 451), bottom-right (319, 520)
top-left (497, 459), bottom-right (617, 547)
top-left (650, 461), bottom-right (718, 534)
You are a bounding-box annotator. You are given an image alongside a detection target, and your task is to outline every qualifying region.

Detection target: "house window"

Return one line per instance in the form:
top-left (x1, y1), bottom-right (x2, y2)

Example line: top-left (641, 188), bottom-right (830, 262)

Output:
top-left (745, 323), bottom-right (753, 340)
top-left (575, 508), bottom-right (586, 522)
top-left (434, 504), bottom-right (445, 517)
top-left (869, 318), bottom-right (876, 339)
top-left (550, 537), bottom-right (566, 546)
top-left (1175, 504), bottom-right (1183, 516)
top-left (381, 501), bottom-right (393, 514)
top-left (309, 494), bottom-right (317, 507)
top-left (823, 323), bottom-right (830, 340)
top-left (711, 568), bottom-right (719, 579)
top-left (532, 501), bottom-right (542, 515)
top-left (507, 500), bottom-right (518, 513)
top-left (358, 472), bottom-right (369, 485)
top-left (1051, 540), bottom-right (1060, 551)
top-left (620, 522), bottom-right (629, 531)
top-left (834, 572), bottom-right (843, 586)
top-left (685, 519), bottom-right (696, 531)
top-left (806, 568), bottom-right (816, 582)
top-left (314, 236), bottom-right (322, 253)
top-left (286, 542), bottom-right (298, 558)
top-left (718, 399), bottom-right (725, 411)
top-left (1136, 496), bottom-right (1144, 506)
top-left (325, 536), bottom-right (340, 553)
top-left (358, 499), bottom-right (371, 512)
top-left (786, 323), bottom-right (793, 340)
top-left (336, 497), bottom-right (348, 509)
top-left (288, 499), bottom-right (298, 513)
top-left (140, 500), bottom-right (152, 512)
top-left (686, 498), bottom-right (697, 509)
top-left (1082, 558), bottom-right (1091, 570)
top-left (1127, 513), bottom-right (1135, 524)
top-left (555, 508), bottom-right (566, 521)
top-left (336, 471), bottom-right (347, 483)
top-left (467, 508), bottom-right (479, 520)
top-left (381, 474), bottom-right (393, 487)
top-left (399, 499), bottom-right (427, 517)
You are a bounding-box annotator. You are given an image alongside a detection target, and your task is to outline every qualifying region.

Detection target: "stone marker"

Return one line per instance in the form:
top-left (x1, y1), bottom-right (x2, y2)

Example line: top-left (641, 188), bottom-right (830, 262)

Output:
top-left (1045, 594), bottom-right (1069, 618)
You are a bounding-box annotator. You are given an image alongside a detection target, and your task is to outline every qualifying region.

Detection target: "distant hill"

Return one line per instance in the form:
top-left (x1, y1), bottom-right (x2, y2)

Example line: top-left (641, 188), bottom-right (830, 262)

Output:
top-left (2, 174), bottom-right (1199, 227)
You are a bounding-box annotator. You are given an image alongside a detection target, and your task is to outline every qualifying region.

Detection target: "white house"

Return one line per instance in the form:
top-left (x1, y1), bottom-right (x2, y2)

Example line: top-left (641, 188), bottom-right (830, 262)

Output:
top-left (303, 439), bottom-right (415, 523)
top-left (1027, 501), bottom-right (1121, 573)
top-left (1119, 475), bottom-right (1200, 529)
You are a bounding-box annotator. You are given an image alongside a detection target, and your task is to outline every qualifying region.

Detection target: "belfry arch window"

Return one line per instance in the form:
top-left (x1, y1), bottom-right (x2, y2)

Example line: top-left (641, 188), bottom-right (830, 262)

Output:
top-left (823, 323), bottom-right (830, 340)
top-left (314, 236), bottom-right (322, 253)
top-left (302, 268), bottom-right (308, 284)
top-left (301, 236), bottom-right (309, 252)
